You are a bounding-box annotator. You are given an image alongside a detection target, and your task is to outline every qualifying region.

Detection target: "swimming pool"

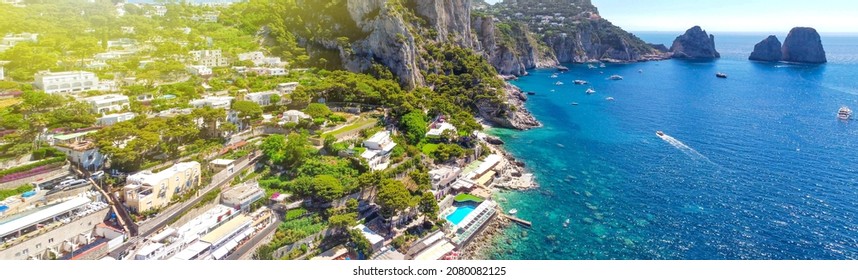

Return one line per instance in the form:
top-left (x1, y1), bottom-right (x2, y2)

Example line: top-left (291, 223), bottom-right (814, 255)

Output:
top-left (445, 204), bottom-right (476, 225)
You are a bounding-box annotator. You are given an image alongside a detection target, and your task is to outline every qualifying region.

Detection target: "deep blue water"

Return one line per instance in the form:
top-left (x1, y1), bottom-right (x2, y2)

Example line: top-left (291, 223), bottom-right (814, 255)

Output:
top-left (488, 33), bottom-right (858, 259)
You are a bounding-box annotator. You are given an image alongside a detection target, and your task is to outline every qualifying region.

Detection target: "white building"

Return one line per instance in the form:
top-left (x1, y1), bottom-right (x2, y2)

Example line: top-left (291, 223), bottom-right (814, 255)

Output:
top-left (94, 50), bottom-right (135, 61)
top-left (189, 96), bottom-right (234, 109)
top-left (280, 110), bottom-right (310, 124)
top-left (153, 5), bottom-right (167, 16)
top-left (55, 140), bottom-right (106, 171)
top-left (106, 38), bottom-right (137, 50)
top-left (97, 112), bottom-right (136, 126)
top-left (248, 67), bottom-right (286, 76)
top-left (352, 224), bottom-right (385, 252)
top-left (191, 12), bottom-right (220, 23)
top-left (0, 32), bottom-right (38, 52)
top-left (426, 120), bottom-right (457, 139)
top-left (243, 90), bottom-right (280, 106)
top-left (361, 131), bottom-right (397, 171)
top-left (0, 63), bottom-right (5, 80)
top-left (34, 71), bottom-right (100, 94)
top-left (123, 162), bottom-right (201, 213)
top-left (237, 51), bottom-right (284, 67)
top-left (220, 181), bottom-right (264, 211)
top-left (81, 94), bottom-right (130, 114)
top-left (429, 166), bottom-right (462, 192)
top-left (187, 65), bottom-right (212, 76)
top-left (276, 82), bottom-right (299, 94)
top-left (189, 50), bottom-right (228, 68)
top-left (120, 26), bottom-right (135, 34)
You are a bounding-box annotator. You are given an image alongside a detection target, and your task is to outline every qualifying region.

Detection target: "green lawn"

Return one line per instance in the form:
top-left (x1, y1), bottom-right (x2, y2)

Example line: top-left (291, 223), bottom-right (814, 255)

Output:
top-left (454, 193), bottom-right (485, 203)
top-left (321, 118), bottom-right (377, 138)
top-left (421, 143), bottom-right (439, 155)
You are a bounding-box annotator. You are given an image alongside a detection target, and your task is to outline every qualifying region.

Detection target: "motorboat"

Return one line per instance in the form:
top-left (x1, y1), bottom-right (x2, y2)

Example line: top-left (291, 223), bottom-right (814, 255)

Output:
top-left (563, 219), bottom-right (570, 227)
top-left (838, 106), bottom-right (852, 120)
top-left (609, 75), bottom-right (623, 80)
top-left (573, 80), bottom-right (588, 85)
top-left (716, 72), bottom-right (728, 78)
top-left (571, 102), bottom-right (579, 106)
top-left (638, 69), bottom-right (643, 73)
top-left (556, 66), bottom-right (569, 72)
top-left (587, 64), bottom-right (597, 69)
top-left (527, 91), bottom-right (536, 96)
top-left (656, 131), bottom-right (665, 137)
top-left (508, 209), bottom-right (518, 215)
top-left (599, 63), bottom-right (606, 68)
top-left (606, 97), bottom-right (615, 101)
top-left (585, 88), bottom-right (596, 94)
top-left (555, 81), bottom-right (564, 85)
top-left (551, 73), bottom-right (559, 78)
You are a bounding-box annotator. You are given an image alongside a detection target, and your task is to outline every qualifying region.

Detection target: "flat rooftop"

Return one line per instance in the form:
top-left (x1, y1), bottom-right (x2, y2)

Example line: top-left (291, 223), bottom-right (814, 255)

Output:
top-left (200, 214), bottom-right (250, 245)
top-left (0, 197), bottom-right (91, 238)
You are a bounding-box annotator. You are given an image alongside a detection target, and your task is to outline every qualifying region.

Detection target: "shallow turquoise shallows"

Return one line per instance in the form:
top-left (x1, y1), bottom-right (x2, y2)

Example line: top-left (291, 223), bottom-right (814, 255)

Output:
top-left (488, 33), bottom-right (858, 260)
top-left (446, 204), bottom-right (477, 226)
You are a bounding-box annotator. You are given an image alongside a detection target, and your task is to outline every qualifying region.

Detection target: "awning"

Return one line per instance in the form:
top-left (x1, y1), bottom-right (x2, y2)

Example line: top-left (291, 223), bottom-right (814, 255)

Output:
top-left (212, 247), bottom-right (229, 260)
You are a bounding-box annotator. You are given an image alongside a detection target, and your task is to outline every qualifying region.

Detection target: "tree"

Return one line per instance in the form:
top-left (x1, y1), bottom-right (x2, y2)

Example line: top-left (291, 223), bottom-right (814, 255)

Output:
top-left (289, 88), bottom-right (311, 109)
top-left (261, 134), bottom-right (287, 165)
top-left (312, 174), bottom-right (344, 202)
top-left (282, 132), bottom-right (312, 168)
top-left (231, 100), bottom-right (262, 129)
top-left (303, 103), bottom-right (331, 119)
top-left (376, 179), bottom-right (412, 218)
top-left (329, 212), bottom-right (357, 233)
top-left (418, 192), bottom-right (439, 218)
top-left (192, 107), bottom-right (227, 138)
top-left (346, 198), bottom-right (359, 213)
top-left (348, 228), bottom-right (373, 258)
top-left (400, 110), bottom-right (427, 145)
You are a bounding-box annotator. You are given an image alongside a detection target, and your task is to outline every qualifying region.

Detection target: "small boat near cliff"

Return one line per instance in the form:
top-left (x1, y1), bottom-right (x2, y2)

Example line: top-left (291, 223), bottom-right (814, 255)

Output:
top-left (716, 72), bottom-right (728, 78)
top-left (527, 91), bottom-right (536, 96)
top-left (508, 209), bottom-right (518, 215)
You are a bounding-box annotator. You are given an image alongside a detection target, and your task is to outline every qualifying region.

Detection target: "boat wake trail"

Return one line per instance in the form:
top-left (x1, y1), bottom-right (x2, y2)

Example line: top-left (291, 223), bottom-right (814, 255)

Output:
top-left (658, 133), bottom-right (714, 163)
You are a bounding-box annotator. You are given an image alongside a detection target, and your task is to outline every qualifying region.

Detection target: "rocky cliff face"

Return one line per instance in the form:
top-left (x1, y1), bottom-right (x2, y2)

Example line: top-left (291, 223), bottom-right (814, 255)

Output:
top-left (343, 0), bottom-right (425, 88)
top-left (472, 16), bottom-right (558, 76)
top-left (670, 26), bottom-right (720, 59)
top-left (410, 0), bottom-right (473, 48)
top-left (545, 20), bottom-right (667, 63)
top-left (477, 83), bottom-right (542, 130)
top-left (782, 27), bottom-right (827, 64)
top-left (748, 35), bottom-right (782, 62)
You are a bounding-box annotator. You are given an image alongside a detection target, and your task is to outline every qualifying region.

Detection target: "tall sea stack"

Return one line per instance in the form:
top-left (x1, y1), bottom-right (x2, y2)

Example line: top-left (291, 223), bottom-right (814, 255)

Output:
top-left (748, 35), bottom-right (782, 62)
top-left (781, 27), bottom-right (827, 64)
top-left (670, 26), bottom-right (720, 59)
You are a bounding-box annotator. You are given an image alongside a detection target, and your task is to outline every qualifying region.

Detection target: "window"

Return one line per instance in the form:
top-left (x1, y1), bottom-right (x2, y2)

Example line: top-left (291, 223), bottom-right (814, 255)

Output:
top-left (49, 238), bottom-right (54, 243)
top-left (36, 243), bottom-right (41, 249)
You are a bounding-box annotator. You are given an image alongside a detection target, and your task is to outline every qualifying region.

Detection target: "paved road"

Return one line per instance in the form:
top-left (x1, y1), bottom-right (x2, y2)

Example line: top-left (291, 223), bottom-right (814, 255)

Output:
top-left (226, 213), bottom-right (281, 260)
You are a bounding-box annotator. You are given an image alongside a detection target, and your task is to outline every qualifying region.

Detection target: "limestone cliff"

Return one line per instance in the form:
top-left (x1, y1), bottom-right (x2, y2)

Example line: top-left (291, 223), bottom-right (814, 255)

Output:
top-left (748, 35), bottom-right (782, 62)
top-left (472, 16), bottom-right (558, 76)
top-left (410, 0), bottom-right (473, 48)
top-left (782, 27), bottom-right (827, 64)
top-left (670, 26), bottom-right (720, 59)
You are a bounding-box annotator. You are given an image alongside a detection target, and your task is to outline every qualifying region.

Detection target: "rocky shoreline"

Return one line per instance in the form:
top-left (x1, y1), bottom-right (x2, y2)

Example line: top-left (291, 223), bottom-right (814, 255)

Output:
top-left (460, 214), bottom-right (511, 260)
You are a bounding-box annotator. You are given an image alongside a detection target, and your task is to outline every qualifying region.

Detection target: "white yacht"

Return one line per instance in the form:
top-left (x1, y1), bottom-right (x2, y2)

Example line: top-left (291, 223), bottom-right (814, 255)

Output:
top-left (838, 106), bottom-right (852, 120)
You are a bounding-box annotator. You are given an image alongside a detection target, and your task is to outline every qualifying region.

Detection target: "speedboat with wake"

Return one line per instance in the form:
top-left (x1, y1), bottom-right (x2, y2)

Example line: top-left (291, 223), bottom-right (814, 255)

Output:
top-left (586, 88), bottom-right (596, 94)
top-left (656, 130), bottom-right (665, 137)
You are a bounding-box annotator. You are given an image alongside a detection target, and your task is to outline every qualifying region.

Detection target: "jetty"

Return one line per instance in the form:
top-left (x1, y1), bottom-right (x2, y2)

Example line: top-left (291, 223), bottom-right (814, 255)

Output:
top-left (501, 214), bottom-right (532, 228)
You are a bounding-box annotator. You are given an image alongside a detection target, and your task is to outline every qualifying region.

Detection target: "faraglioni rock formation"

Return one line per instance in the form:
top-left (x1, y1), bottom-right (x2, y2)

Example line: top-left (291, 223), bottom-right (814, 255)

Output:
top-left (670, 26), bottom-right (720, 59)
top-left (781, 27), bottom-right (827, 64)
top-left (749, 35), bottom-right (783, 62)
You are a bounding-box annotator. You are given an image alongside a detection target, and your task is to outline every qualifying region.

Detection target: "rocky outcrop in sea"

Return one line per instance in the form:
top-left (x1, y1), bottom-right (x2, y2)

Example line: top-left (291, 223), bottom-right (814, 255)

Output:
top-left (670, 26), bottom-right (720, 59)
top-left (477, 83), bottom-right (542, 130)
top-left (749, 35), bottom-right (783, 62)
top-left (781, 27), bottom-right (827, 64)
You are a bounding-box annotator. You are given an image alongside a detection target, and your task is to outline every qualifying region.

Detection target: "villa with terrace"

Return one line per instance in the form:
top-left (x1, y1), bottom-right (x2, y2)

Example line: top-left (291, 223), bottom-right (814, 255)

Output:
top-left (361, 131), bottom-right (397, 171)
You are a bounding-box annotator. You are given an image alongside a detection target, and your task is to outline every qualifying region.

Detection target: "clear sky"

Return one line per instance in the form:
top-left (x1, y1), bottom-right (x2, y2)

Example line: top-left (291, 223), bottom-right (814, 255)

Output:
top-left (483, 0), bottom-right (858, 33)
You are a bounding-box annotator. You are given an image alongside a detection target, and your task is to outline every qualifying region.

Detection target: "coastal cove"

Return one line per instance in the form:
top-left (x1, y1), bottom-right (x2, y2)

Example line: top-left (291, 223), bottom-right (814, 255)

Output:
top-left (483, 33), bottom-right (858, 260)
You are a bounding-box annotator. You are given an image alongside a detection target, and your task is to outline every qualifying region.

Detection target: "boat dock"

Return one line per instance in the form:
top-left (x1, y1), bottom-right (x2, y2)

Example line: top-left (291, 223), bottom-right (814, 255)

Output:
top-left (501, 214), bottom-right (532, 228)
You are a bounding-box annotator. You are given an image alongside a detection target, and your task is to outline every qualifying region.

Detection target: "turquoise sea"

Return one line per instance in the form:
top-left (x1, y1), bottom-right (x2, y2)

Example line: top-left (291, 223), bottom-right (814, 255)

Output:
top-left (488, 32), bottom-right (858, 259)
